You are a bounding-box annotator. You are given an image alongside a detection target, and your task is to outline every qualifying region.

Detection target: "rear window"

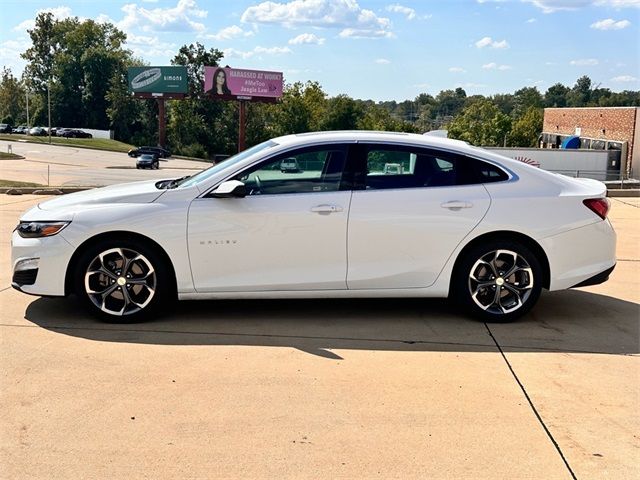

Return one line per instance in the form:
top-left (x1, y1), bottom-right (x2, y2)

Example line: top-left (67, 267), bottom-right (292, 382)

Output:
top-left (474, 161), bottom-right (509, 183)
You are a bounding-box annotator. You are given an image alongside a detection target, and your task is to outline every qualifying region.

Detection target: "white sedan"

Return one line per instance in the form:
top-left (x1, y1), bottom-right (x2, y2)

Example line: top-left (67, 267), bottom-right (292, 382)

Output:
top-left (11, 131), bottom-right (616, 322)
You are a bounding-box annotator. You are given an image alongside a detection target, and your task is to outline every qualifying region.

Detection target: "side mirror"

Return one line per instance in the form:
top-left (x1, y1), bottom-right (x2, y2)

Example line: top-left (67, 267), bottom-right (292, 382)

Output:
top-left (212, 180), bottom-right (247, 198)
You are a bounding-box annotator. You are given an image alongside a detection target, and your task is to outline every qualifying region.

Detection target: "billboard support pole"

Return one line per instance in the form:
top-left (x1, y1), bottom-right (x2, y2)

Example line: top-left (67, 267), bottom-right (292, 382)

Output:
top-left (238, 100), bottom-right (246, 152)
top-left (157, 98), bottom-right (166, 148)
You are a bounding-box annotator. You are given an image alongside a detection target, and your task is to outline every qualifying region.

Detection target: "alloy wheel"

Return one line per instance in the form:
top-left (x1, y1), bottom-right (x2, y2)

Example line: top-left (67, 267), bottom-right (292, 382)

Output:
top-left (84, 247), bottom-right (156, 316)
top-left (468, 249), bottom-right (534, 315)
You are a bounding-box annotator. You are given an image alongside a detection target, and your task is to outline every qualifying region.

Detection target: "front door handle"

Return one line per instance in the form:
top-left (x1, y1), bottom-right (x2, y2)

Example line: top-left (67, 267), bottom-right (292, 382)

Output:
top-left (441, 200), bottom-right (473, 210)
top-left (311, 204), bottom-right (343, 213)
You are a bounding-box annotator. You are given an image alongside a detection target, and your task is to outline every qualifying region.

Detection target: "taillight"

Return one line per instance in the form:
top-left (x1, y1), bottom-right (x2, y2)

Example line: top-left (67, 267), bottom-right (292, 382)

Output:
top-left (583, 198), bottom-right (610, 220)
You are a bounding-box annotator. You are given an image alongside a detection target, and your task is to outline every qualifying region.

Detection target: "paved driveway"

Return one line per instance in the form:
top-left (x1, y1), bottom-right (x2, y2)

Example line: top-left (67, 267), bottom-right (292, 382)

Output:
top-left (0, 140), bottom-right (206, 187)
top-left (1, 195), bottom-right (638, 479)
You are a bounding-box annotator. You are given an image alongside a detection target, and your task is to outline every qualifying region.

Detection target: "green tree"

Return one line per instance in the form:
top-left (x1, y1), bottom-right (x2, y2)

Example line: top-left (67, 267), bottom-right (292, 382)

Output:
top-left (435, 88), bottom-right (467, 117)
top-left (508, 106), bottom-right (543, 147)
top-left (512, 87), bottom-right (543, 117)
top-left (321, 94), bottom-right (362, 130)
top-left (269, 81), bottom-right (327, 136)
top-left (567, 75), bottom-right (592, 107)
top-left (167, 42), bottom-right (226, 156)
top-left (0, 68), bottom-right (26, 124)
top-left (21, 12), bottom-right (131, 129)
top-left (447, 99), bottom-right (512, 146)
top-left (544, 83), bottom-right (570, 108)
top-left (357, 103), bottom-right (417, 132)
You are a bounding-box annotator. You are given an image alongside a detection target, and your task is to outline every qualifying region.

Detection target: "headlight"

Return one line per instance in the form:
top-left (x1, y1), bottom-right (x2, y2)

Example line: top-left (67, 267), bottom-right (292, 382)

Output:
top-left (16, 221), bottom-right (70, 238)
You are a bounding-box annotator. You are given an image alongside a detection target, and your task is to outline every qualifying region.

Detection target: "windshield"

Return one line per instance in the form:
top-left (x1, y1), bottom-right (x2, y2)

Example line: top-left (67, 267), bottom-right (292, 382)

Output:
top-left (178, 140), bottom-right (278, 189)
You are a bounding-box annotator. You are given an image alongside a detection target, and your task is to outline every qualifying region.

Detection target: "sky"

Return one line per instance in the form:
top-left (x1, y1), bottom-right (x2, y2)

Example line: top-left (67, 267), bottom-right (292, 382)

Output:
top-left (0, 0), bottom-right (639, 102)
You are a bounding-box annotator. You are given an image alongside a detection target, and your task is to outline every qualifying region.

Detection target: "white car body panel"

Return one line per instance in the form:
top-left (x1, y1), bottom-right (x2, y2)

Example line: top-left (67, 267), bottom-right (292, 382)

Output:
top-left (347, 184), bottom-right (490, 289)
top-left (11, 131), bottom-right (616, 309)
top-left (188, 191), bottom-right (351, 291)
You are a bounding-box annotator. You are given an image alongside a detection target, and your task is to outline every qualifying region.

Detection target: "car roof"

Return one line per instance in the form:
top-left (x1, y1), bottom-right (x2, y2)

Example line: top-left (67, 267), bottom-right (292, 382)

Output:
top-left (273, 130), bottom-right (471, 151)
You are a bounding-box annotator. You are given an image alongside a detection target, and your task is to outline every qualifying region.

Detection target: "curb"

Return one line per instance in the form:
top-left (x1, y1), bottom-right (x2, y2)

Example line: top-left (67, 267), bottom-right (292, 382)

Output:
top-left (607, 189), bottom-right (640, 198)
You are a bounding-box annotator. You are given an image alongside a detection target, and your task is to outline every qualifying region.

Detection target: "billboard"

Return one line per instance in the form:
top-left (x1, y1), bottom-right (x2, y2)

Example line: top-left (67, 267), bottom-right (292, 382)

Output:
top-left (127, 66), bottom-right (188, 94)
top-left (204, 67), bottom-right (283, 100)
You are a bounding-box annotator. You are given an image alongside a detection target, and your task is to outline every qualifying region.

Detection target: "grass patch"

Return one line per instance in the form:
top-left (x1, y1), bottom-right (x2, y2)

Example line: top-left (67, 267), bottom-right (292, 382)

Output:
top-left (0, 152), bottom-right (24, 160)
top-left (0, 179), bottom-right (44, 187)
top-left (0, 134), bottom-right (134, 153)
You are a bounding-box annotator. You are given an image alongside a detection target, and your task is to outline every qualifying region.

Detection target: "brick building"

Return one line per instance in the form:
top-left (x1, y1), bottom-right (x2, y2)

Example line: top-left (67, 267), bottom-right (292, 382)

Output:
top-left (542, 107), bottom-right (639, 177)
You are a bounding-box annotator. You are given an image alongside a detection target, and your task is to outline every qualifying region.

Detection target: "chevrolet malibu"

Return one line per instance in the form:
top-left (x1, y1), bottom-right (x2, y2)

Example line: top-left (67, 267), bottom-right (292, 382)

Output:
top-left (11, 131), bottom-right (616, 323)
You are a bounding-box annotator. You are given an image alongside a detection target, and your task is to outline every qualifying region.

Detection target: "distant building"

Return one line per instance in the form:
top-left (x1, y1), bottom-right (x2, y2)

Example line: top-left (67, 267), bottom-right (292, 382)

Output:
top-left (541, 107), bottom-right (639, 178)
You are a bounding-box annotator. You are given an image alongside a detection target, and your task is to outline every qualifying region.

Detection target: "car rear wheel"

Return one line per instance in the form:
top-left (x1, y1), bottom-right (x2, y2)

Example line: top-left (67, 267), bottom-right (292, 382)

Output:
top-left (452, 241), bottom-right (542, 322)
top-left (74, 240), bottom-right (171, 322)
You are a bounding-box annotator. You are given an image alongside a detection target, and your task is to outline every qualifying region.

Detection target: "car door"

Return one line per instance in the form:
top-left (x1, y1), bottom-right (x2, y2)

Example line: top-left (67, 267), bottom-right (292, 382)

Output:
top-left (188, 144), bottom-right (353, 292)
top-left (346, 144), bottom-right (492, 289)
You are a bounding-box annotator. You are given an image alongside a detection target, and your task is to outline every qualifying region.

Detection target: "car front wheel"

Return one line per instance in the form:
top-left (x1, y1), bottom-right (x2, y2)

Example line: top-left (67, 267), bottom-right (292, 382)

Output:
top-left (453, 241), bottom-right (542, 323)
top-left (74, 240), bottom-right (170, 322)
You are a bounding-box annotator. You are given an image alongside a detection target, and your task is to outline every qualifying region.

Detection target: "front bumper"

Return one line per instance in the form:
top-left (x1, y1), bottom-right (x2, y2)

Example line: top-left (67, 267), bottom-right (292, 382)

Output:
top-left (11, 230), bottom-right (75, 297)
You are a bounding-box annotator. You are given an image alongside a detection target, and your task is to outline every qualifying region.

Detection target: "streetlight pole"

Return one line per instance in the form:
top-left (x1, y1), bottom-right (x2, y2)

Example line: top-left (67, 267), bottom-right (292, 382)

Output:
top-left (47, 83), bottom-right (51, 144)
top-left (26, 90), bottom-right (30, 129)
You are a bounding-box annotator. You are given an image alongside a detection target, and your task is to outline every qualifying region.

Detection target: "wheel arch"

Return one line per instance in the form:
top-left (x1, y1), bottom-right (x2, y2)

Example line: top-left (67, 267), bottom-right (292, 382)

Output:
top-left (450, 230), bottom-right (551, 291)
top-left (64, 231), bottom-right (178, 297)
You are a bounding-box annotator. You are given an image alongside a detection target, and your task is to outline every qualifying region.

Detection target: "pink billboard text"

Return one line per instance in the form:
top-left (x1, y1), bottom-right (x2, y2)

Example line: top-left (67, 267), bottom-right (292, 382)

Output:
top-left (204, 67), bottom-right (283, 98)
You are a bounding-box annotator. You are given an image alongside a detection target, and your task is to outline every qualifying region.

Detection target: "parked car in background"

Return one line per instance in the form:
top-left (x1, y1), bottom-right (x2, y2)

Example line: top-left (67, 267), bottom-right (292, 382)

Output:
top-left (13, 125), bottom-right (28, 134)
top-left (280, 157), bottom-right (301, 173)
top-left (0, 123), bottom-right (13, 133)
top-left (128, 146), bottom-right (171, 158)
top-left (136, 154), bottom-right (159, 170)
top-left (28, 127), bottom-right (47, 136)
top-left (55, 128), bottom-right (71, 137)
top-left (11, 131), bottom-right (616, 323)
top-left (60, 129), bottom-right (92, 138)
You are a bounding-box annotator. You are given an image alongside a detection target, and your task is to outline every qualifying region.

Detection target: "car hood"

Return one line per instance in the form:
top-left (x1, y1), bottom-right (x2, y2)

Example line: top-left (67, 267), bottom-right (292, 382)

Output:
top-left (33, 180), bottom-right (166, 218)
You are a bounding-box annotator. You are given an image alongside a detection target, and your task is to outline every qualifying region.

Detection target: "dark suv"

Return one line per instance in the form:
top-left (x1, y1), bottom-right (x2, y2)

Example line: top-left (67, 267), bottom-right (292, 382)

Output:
top-left (128, 146), bottom-right (171, 158)
top-left (0, 123), bottom-right (13, 134)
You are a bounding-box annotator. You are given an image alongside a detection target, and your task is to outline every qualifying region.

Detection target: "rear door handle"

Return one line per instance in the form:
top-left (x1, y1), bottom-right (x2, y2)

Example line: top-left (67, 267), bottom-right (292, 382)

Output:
top-left (441, 201), bottom-right (473, 210)
top-left (311, 204), bottom-right (343, 213)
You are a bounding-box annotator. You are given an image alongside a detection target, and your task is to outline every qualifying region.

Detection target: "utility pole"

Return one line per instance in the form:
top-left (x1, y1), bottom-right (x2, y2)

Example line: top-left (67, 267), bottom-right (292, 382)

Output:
top-left (47, 83), bottom-right (51, 144)
top-left (26, 90), bottom-right (30, 129)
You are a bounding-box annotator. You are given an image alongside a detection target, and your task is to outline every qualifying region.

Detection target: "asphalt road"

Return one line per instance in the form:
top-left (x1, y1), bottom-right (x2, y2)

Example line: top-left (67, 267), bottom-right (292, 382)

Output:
top-left (0, 140), bottom-right (207, 187)
top-left (0, 195), bottom-right (638, 479)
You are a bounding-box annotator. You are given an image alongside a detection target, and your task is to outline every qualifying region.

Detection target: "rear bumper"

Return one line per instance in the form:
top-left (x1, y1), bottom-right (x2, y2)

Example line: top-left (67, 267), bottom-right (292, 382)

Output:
top-left (570, 264), bottom-right (615, 288)
top-left (540, 219), bottom-right (616, 291)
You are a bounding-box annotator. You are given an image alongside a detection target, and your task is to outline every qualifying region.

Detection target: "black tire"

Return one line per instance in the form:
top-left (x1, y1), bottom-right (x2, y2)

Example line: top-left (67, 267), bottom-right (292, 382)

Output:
top-left (451, 241), bottom-right (542, 323)
top-left (73, 238), bottom-right (172, 323)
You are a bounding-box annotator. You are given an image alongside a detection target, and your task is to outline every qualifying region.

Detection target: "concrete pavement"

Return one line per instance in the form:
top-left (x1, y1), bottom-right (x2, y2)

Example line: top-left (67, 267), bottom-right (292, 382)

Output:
top-left (0, 140), bottom-right (207, 187)
top-left (0, 195), bottom-right (638, 479)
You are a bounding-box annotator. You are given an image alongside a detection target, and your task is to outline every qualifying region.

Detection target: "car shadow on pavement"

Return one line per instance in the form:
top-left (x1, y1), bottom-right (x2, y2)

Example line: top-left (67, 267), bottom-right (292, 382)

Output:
top-left (24, 290), bottom-right (639, 359)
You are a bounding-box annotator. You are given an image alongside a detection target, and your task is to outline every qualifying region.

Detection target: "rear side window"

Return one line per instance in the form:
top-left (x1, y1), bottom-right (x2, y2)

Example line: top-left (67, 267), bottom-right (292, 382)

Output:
top-left (359, 145), bottom-right (509, 190)
top-left (475, 161), bottom-right (509, 183)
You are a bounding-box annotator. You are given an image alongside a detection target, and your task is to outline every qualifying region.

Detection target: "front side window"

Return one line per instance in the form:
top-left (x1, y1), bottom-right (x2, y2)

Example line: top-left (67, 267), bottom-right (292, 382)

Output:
top-left (232, 145), bottom-right (348, 195)
top-left (362, 146), bottom-right (508, 190)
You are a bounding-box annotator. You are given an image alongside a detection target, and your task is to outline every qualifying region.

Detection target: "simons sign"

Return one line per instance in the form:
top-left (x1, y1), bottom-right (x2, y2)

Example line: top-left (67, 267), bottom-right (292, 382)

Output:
top-left (204, 67), bottom-right (283, 100)
top-left (127, 66), bottom-right (188, 94)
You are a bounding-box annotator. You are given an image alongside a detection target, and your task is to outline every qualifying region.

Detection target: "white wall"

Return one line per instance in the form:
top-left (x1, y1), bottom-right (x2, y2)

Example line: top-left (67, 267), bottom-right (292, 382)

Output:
top-left (485, 147), bottom-right (613, 173)
top-left (76, 129), bottom-right (113, 139)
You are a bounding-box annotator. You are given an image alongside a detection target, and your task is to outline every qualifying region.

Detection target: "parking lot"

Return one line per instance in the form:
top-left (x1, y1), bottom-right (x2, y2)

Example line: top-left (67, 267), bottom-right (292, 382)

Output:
top-left (0, 140), bottom-right (206, 187)
top-left (1, 194), bottom-right (638, 479)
